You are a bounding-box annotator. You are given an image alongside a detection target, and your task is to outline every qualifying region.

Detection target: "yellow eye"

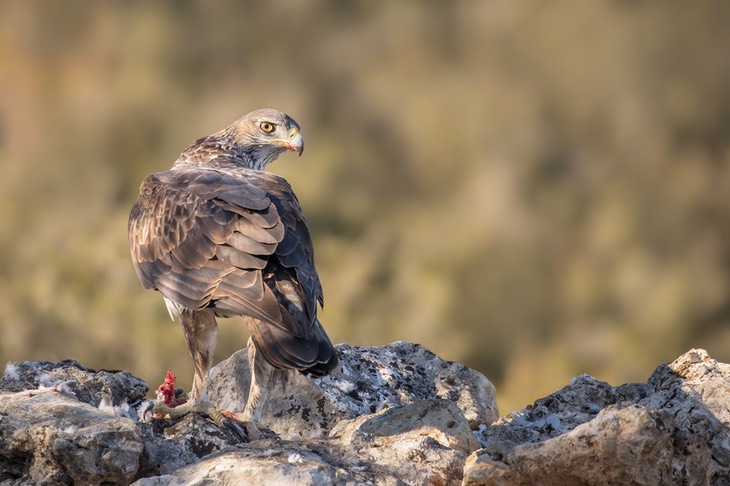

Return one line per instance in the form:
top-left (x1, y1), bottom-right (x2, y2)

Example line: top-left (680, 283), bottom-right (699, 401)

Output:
top-left (260, 122), bottom-right (275, 133)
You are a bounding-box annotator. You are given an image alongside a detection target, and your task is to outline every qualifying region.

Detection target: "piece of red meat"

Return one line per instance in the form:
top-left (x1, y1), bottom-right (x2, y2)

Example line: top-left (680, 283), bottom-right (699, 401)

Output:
top-left (155, 370), bottom-right (187, 408)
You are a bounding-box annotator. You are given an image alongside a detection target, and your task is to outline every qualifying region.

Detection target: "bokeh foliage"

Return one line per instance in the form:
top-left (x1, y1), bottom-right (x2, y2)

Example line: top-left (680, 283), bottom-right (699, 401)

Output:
top-left (1, 1), bottom-right (729, 413)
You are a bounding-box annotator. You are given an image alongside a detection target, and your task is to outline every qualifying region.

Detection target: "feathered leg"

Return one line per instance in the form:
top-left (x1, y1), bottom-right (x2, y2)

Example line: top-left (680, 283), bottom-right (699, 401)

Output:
top-left (153, 310), bottom-right (219, 418)
top-left (240, 336), bottom-right (275, 422)
top-left (152, 310), bottom-right (263, 441)
top-left (182, 309), bottom-right (218, 402)
top-left (213, 336), bottom-right (275, 441)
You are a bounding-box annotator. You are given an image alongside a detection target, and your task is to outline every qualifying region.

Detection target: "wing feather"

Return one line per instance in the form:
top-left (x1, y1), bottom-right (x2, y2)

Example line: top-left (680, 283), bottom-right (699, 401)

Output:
top-left (129, 167), bottom-right (323, 337)
top-left (236, 218), bottom-right (285, 245)
top-left (227, 232), bottom-right (278, 255)
top-left (215, 245), bottom-right (268, 269)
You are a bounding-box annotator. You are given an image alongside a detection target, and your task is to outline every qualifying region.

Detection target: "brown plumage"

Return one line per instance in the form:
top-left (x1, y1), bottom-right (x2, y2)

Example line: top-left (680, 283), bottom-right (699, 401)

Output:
top-left (128, 109), bottom-right (337, 433)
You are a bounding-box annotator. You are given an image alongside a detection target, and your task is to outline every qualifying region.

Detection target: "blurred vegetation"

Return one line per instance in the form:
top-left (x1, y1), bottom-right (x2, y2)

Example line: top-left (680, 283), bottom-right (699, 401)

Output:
top-left (1, 1), bottom-right (729, 414)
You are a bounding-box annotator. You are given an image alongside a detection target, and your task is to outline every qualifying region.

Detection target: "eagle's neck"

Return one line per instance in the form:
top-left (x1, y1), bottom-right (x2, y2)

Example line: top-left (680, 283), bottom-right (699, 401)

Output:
top-left (172, 135), bottom-right (281, 171)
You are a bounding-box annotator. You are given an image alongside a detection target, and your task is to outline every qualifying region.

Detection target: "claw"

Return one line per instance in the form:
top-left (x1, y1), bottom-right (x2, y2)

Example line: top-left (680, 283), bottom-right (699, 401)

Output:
top-left (152, 399), bottom-right (271, 442)
top-left (221, 417), bottom-right (249, 442)
top-left (214, 410), bottom-right (263, 441)
top-left (208, 407), bottom-right (251, 441)
top-left (219, 411), bottom-right (279, 441)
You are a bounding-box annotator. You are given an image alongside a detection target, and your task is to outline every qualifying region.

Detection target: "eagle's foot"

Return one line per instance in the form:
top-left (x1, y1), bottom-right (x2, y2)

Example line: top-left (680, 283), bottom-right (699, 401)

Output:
top-left (152, 400), bottom-right (253, 441)
top-left (151, 398), bottom-right (199, 420)
top-left (216, 411), bottom-right (279, 441)
top-left (215, 411), bottom-right (261, 441)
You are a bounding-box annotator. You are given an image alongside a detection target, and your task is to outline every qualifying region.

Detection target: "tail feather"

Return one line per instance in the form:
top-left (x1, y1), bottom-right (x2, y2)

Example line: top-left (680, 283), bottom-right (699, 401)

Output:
top-left (247, 317), bottom-right (338, 376)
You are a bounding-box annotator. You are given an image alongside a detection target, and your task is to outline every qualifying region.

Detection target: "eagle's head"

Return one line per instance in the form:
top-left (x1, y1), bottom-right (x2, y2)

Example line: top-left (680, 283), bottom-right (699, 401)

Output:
top-left (221, 108), bottom-right (304, 170)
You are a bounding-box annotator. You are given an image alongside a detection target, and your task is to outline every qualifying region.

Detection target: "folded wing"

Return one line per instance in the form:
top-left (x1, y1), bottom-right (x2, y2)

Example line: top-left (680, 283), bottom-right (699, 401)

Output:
top-left (128, 168), bottom-right (323, 339)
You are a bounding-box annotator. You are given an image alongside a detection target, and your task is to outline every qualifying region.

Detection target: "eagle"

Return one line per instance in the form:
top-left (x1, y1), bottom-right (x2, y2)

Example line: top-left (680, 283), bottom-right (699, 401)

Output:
top-left (128, 109), bottom-right (338, 437)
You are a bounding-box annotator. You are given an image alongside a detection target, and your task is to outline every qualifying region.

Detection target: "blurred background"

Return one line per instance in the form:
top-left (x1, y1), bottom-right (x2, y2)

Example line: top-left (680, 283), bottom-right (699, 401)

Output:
top-left (1, 1), bottom-right (729, 414)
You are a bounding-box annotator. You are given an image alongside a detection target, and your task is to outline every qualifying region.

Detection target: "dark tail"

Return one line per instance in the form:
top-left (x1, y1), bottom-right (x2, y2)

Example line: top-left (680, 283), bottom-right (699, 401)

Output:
top-left (247, 318), bottom-right (338, 377)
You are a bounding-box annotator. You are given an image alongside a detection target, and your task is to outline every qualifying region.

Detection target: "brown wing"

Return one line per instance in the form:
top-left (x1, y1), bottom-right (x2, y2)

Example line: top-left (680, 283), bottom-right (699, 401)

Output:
top-left (128, 167), bottom-right (322, 337)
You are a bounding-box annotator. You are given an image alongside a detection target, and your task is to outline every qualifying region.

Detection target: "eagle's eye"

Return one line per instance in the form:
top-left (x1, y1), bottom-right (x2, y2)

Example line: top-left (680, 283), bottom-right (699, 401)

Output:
top-left (260, 122), bottom-right (275, 133)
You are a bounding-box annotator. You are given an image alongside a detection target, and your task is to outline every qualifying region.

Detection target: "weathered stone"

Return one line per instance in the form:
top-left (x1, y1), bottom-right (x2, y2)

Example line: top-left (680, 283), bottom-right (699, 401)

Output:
top-left (207, 341), bottom-right (499, 439)
top-left (6, 346), bottom-right (730, 486)
top-left (1, 359), bottom-right (148, 411)
top-left (0, 388), bottom-right (143, 485)
top-left (341, 433), bottom-right (467, 486)
top-left (466, 349), bottom-right (730, 485)
top-left (132, 449), bottom-right (340, 486)
top-left (134, 399), bottom-right (474, 486)
top-left (329, 399), bottom-right (480, 454)
top-left (645, 348), bottom-right (730, 477)
top-left (327, 400), bottom-right (474, 484)
top-left (465, 404), bottom-right (708, 485)
top-left (134, 413), bottom-right (241, 480)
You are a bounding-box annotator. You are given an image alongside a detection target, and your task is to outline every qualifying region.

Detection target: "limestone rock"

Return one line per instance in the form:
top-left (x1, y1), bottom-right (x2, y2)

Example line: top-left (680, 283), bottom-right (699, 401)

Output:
top-left (133, 449), bottom-right (339, 486)
top-left (0, 388), bottom-right (143, 485)
top-left (0, 343), bottom-right (495, 485)
top-left (465, 349), bottom-right (730, 485)
top-left (135, 413), bottom-right (242, 479)
top-left (329, 399), bottom-right (480, 454)
top-left (6, 345), bottom-right (730, 485)
top-left (207, 341), bottom-right (499, 439)
top-left (135, 400), bottom-right (475, 486)
top-left (0, 361), bottom-right (242, 485)
top-left (1, 359), bottom-right (148, 411)
top-left (465, 405), bottom-right (708, 485)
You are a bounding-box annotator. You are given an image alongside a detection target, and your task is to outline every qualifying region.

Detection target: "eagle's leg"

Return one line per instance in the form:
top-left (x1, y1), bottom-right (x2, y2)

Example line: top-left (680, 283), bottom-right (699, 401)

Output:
top-left (242, 336), bottom-right (274, 422)
top-left (152, 309), bottom-right (217, 419)
top-left (217, 336), bottom-right (275, 440)
top-left (182, 309), bottom-right (219, 403)
top-left (152, 310), bottom-right (264, 441)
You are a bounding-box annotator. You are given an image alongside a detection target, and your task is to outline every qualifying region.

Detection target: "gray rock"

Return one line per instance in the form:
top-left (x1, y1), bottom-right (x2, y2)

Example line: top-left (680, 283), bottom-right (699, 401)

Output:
top-left (133, 448), bottom-right (341, 486)
top-left (0, 362), bottom-right (241, 485)
top-left (329, 399), bottom-right (480, 454)
top-left (0, 388), bottom-right (143, 485)
top-left (0, 343), bottom-right (495, 485)
top-left (207, 341), bottom-right (499, 439)
top-left (1, 359), bottom-right (148, 410)
top-left (465, 405), bottom-right (708, 485)
top-left (6, 345), bottom-right (730, 485)
top-left (134, 400), bottom-right (474, 486)
top-left (134, 413), bottom-right (242, 480)
top-left (465, 348), bottom-right (730, 485)
top-left (327, 399), bottom-right (477, 484)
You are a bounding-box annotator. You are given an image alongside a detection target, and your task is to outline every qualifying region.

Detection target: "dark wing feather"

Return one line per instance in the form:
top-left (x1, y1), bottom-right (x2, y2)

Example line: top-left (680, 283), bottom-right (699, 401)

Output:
top-left (245, 172), bottom-right (324, 312)
top-left (128, 167), bottom-right (322, 337)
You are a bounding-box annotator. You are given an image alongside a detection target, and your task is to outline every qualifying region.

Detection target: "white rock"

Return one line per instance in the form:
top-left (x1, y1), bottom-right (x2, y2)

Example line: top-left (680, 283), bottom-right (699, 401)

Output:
top-left (207, 341), bottom-right (499, 438)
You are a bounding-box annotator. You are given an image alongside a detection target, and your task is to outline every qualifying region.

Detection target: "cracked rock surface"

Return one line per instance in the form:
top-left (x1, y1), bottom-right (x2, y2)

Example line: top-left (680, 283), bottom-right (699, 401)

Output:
top-left (1, 342), bottom-right (496, 485)
top-left (208, 341), bottom-right (499, 439)
top-left (2, 346), bottom-right (729, 485)
top-left (466, 349), bottom-right (730, 485)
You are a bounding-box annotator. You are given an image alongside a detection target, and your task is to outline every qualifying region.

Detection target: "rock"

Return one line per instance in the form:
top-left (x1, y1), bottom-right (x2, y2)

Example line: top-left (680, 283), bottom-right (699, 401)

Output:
top-left (465, 348), bottom-right (730, 485)
top-left (327, 399), bottom-right (478, 484)
top-left (0, 359), bottom-right (148, 411)
top-left (5, 345), bottom-right (730, 485)
top-left (132, 448), bottom-right (340, 486)
top-left (207, 341), bottom-right (499, 439)
top-left (0, 361), bottom-right (241, 485)
top-left (329, 399), bottom-right (480, 455)
top-left (1, 342), bottom-right (494, 485)
top-left (0, 388), bottom-right (143, 485)
top-left (465, 405), bottom-right (708, 485)
top-left (134, 413), bottom-right (242, 479)
top-left (134, 400), bottom-right (473, 486)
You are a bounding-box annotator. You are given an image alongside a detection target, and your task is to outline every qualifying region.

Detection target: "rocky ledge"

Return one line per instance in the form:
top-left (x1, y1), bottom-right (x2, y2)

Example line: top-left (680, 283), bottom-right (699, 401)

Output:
top-left (0, 344), bottom-right (728, 485)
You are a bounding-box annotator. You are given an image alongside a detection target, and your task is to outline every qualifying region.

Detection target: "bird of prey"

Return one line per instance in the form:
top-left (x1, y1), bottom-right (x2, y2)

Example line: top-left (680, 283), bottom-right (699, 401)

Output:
top-left (128, 109), bottom-right (338, 437)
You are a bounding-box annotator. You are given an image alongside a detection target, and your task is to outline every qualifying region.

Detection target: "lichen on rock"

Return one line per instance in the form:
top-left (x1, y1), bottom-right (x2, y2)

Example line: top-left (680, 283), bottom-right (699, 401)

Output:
top-left (2, 346), bottom-right (729, 485)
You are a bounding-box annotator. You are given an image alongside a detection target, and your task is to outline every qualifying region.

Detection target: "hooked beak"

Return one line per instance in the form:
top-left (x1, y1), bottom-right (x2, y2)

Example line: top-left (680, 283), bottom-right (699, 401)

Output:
top-left (276, 128), bottom-right (304, 156)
